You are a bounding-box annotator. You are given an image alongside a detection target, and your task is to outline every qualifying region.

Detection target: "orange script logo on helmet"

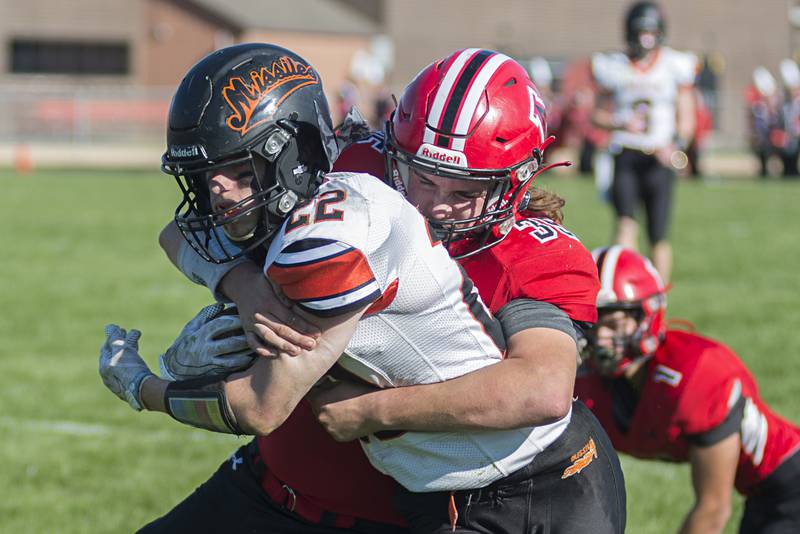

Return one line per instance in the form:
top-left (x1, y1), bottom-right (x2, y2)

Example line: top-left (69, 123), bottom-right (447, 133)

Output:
top-left (222, 56), bottom-right (319, 136)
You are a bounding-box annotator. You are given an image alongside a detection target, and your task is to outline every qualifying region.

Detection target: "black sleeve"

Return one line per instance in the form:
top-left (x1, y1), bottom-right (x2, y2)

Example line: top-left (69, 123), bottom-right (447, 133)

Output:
top-left (495, 298), bottom-right (578, 344)
top-left (686, 395), bottom-right (746, 447)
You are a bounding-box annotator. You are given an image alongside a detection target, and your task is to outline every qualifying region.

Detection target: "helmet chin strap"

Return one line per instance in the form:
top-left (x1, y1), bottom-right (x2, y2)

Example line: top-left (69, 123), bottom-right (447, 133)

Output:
top-left (222, 225), bottom-right (256, 243)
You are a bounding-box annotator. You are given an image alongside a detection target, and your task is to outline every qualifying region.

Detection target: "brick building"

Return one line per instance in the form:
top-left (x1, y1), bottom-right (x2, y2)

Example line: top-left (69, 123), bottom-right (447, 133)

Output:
top-left (0, 0), bottom-right (798, 148)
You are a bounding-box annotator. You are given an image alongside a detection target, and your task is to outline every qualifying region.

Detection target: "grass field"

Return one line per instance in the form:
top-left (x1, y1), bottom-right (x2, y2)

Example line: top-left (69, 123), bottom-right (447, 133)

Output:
top-left (0, 167), bottom-right (798, 533)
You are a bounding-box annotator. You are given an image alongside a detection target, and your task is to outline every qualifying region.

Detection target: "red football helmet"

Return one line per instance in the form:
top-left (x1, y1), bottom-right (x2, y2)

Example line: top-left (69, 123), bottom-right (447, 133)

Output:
top-left (385, 48), bottom-right (554, 258)
top-left (587, 245), bottom-right (667, 375)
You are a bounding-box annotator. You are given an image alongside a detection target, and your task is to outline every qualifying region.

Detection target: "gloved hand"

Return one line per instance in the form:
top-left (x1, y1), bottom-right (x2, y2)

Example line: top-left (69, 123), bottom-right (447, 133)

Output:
top-left (99, 325), bottom-right (155, 411)
top-left (159, 303), bottom-right (254, 381)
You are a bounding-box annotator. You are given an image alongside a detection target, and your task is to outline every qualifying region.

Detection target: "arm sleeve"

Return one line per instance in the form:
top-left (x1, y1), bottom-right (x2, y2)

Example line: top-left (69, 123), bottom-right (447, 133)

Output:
top-left (266, 237), bottom-right (381, 317)
top-left (510, 243), bottom-right (601, 324)
top-left (495, 298), bottom-right (578, 343)
top-left (673, 50), bottom-right (698, 86)
top-left (687, 395), bottom-right (745, 447)
top-left (591, 53), bottom-right (616, 90)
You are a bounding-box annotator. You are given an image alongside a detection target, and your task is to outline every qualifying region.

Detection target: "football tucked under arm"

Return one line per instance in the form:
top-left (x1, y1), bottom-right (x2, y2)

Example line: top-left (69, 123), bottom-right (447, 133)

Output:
top-left (158, 303), bottom-right (255, 381)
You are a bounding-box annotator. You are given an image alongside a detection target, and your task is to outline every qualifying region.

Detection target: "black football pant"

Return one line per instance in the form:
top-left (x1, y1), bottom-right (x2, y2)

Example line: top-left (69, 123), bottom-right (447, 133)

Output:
top-left (394, 401), bottom-right (627, 534)
top-left (612, 148), bottom-right (675, 244)
top-left (740, 450), bottom-right (800, 534)
top-left (137, 441), bottom-right (408, 534)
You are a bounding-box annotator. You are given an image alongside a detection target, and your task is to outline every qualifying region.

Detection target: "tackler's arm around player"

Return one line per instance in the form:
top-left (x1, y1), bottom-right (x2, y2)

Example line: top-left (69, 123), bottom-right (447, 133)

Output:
top-left (307, 324), bottom-right (577, 440)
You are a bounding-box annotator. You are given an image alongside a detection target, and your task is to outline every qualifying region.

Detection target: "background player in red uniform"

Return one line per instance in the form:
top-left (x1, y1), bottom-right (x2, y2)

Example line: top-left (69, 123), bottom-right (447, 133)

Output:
top-left (576, 245), bottom-right (800, 534)
top-left (153, 49), bottom-right (625, 533)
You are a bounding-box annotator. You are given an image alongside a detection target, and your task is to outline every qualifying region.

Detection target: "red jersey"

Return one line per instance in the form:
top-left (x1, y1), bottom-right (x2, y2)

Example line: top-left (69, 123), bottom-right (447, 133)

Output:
top-left (459, 214), bottom-right (598, 322)
top-left (257, 133), bottom-right (599, 524)
top-left (575, 330), bottom-right (800, 495)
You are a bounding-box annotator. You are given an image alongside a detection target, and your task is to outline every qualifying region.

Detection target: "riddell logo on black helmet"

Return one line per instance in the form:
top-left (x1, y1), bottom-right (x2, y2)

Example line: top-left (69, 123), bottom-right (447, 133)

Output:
top-left (416, 143), bottom-right (468, 167)
top-left (169, 144), bottom-right (206, 160)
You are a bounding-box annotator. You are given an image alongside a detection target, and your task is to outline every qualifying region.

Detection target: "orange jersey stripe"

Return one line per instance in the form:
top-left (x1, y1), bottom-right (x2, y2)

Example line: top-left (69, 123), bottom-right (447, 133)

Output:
top-left (268, 248), bottom-right (376, 302)
top-left (364, 278), bottom-right (398, 316)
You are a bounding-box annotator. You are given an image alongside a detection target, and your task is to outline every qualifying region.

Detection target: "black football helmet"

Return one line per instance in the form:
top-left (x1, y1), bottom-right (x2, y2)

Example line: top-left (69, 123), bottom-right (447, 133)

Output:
top-left (625, 1), bottom-right (666, 58)
top-left (161, 43), bottom-right (338, 263)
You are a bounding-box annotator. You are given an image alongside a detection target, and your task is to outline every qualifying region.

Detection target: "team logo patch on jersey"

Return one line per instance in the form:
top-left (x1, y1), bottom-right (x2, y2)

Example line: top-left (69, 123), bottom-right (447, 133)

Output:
top-left (653, 364), bottom-right (682, 387)
top-left (562, 437), bottom-right (597, 479)
top-left (222, 56), bottom-right (319, 136)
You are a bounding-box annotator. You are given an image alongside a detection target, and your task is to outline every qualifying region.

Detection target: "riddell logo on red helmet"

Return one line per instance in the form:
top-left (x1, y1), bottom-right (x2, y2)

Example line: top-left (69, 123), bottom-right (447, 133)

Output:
top-left (416, 143), bottom-right (468, 167)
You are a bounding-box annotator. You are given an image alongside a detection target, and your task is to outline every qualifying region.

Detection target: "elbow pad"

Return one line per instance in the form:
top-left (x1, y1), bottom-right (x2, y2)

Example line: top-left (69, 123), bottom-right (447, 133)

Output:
top-left (164, 375), bottom-right (244, 435)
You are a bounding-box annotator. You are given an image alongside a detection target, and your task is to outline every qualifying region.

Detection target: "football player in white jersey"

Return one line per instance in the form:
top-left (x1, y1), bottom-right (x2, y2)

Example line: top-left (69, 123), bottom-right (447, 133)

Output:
top-left (99, 44), bottom-right (625, 533)
top-left (591, 1), bottom-right (696, 283)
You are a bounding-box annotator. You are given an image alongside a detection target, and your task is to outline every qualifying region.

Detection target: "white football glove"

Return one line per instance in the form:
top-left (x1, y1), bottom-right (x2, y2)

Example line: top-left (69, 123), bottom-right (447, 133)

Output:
top-left (99, 325), bottom-right (155, 411)
top-left (159, 303), bottom-right (254, 381)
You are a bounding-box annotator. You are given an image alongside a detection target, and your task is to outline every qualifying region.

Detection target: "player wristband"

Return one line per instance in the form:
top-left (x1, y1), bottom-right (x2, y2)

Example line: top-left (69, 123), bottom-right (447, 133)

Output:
top-left (176, 237), bottom-right (247, 302)
top-left (128, 370), bottom-right (155, 412)
top-left (164, 376), bottom-right (244, 435)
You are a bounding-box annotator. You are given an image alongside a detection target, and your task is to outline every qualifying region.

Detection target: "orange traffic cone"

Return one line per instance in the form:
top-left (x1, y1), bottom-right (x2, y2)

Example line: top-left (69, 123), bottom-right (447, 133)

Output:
top-left (15, 144), bottom-right (33, 175)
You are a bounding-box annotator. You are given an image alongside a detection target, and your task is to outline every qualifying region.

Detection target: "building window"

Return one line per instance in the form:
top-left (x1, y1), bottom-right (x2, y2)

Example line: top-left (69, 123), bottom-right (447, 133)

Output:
top-left (10, 39), bottom-right (129, 75)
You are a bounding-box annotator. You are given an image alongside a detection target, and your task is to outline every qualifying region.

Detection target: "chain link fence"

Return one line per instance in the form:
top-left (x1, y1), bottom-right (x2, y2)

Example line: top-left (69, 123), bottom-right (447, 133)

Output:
top-left (0, 84), bottom-right (172, 144)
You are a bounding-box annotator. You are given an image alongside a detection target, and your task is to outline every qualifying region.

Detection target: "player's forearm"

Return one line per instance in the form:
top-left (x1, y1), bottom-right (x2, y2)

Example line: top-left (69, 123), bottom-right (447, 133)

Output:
top-left (158, 220), bottom-right (183, 269)
top-left (592, 108), bottom-right (620, 131)
top-left (140, 375), bottom-right (168, 412)
top-left (677, 87), bottom-right (697, 144)
top-left (134, 364), bottom-right (288, 435)
top-left (368, 352), bottom-right (574, 432)
top-left (227, 310), bottom-right (365, 435)
top-left (223, 358), bottom-right (293, 435)
top-left (678, 502), bottom-right (731, 534)
top-left (159, 220), bottom-right (255, 303)
top-left (216, 261), bottom-right (265, 304)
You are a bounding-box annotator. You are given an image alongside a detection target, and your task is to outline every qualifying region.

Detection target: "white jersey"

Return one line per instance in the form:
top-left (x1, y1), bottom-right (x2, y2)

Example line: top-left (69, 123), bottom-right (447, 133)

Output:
top-left (264, 172), bottom-right (570, 491)
top-left (593, 47), bottom-right (696, 151)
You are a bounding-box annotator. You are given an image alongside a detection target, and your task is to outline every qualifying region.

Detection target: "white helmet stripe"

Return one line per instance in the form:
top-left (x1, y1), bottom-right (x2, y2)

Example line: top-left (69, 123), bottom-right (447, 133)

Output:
top-left (642, 256), bottom-right (666, 290)
top-left (423, 48), bottom-right (480, 145)
top-left (451, 53), bottom-right (511, 151)
top-left (599, 245), bottom-right (624, 301)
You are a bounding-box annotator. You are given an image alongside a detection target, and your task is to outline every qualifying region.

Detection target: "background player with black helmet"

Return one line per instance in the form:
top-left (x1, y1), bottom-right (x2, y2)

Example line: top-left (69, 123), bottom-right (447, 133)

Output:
top-left (591, 1), bottom-right (696, 283)
top-left (576, 246), bottom-right (800, 534)
top-left (149, 48), bottom-right (626, 533)
top-left (99, 44), bottom-right (625, 533)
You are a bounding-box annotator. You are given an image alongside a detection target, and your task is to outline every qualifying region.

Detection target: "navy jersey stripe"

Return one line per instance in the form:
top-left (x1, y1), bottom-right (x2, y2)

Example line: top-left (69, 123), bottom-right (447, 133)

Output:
top-left (294, 277), bottom-right (378, 304)
top-left (273, 244), bottom-right (354, 268)
top-left (297, 287), bottom-right (382, 317)
top-left (283, 237), bottom-right (338, 253)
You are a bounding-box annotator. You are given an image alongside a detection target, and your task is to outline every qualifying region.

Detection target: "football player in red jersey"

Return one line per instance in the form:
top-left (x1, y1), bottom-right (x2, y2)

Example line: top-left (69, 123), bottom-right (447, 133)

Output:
top-left (129, 48), bottom-right (625, 533)
top-left (576, 246), bottom-right (800, 534)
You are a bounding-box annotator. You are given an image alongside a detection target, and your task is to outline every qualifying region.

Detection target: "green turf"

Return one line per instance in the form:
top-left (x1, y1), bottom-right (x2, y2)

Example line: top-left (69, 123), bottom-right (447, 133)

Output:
top-left (0, 168), bottom-right (797, 532)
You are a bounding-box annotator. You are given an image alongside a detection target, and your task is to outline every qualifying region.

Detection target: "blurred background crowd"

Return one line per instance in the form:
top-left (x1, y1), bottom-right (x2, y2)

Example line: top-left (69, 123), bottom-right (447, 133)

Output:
top-left (1, 0), bottom-right (800, 178)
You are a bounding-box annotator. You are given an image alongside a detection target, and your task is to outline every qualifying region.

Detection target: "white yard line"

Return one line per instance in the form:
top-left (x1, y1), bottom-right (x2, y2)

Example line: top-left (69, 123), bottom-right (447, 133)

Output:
top-left (0, 415), bottom-right (234, 443)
